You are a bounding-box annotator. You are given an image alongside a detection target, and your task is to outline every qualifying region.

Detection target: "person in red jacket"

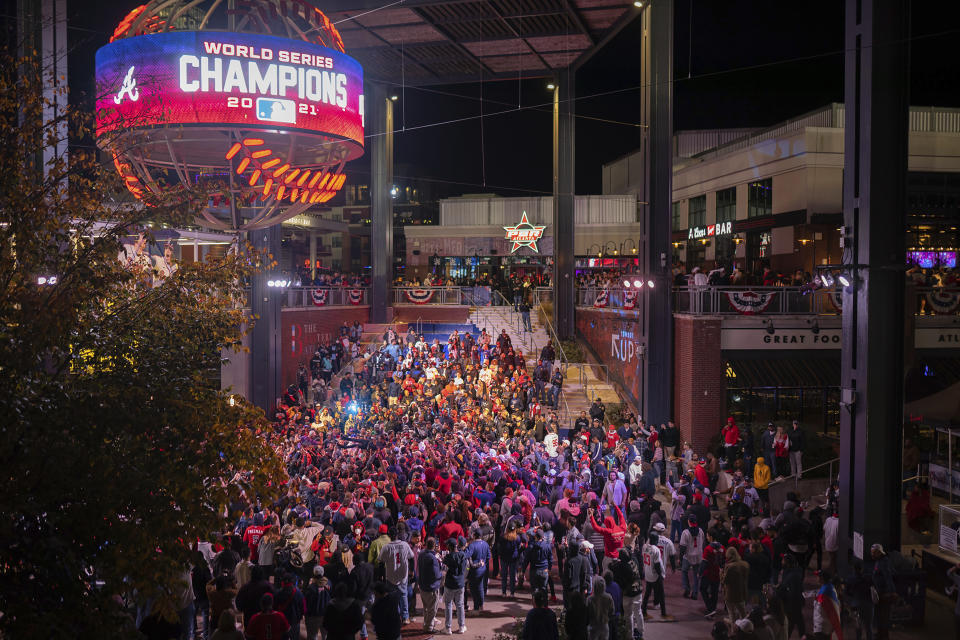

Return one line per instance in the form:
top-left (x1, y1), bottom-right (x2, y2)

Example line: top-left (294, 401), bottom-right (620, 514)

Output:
top-left (605, 425), bottom-right (619, 452)
top-left (701, 535), bottom-right (725, 617)
top-left (589, 505), bottom-right (626, 572)
top-left (721, 418), bottom-right (740, 459)
top-left (434, 512), bottom-right (465, 548)
top-left (694, 460), bottom-right (709, 489)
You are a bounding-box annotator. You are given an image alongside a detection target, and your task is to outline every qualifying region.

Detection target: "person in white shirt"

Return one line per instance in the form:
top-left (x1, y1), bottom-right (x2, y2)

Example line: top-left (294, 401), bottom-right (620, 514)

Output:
top-left (823, 511), bottom-right (840, 572)
top-left (652, 522), bottom-right (677, 572)
top-left (641, 533), bottom-right (671, 619)
top-left (678, 515), bottom-right (705, 600)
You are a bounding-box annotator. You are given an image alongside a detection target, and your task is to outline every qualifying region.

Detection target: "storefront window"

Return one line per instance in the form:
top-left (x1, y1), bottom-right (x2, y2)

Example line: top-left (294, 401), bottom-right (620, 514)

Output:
top-left (689, 195), bottom-right (706, 228)
top-left (748, 179), bottom-right (772, 218)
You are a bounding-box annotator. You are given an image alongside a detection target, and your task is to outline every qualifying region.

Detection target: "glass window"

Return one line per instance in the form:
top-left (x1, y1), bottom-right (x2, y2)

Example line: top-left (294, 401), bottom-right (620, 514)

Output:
top-left (689, 196), bottom-right (706, 228)
top-left (748, 179), bottom-right (772, 218)
top-left (716, 187), bottom-right (736, 223)
top-left (331, 235), bottom-right (342, 248)
top-left (671, 202), bottom-right (681, 232)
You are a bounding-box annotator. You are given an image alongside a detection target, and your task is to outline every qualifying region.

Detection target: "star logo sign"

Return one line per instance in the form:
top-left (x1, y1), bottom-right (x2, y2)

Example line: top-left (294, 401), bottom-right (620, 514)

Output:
top-left (503, 211), bottom-right (546, 253)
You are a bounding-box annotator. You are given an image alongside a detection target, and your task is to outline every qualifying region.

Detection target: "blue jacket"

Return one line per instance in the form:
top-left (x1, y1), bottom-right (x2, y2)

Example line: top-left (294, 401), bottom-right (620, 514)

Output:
top-left (417, 550), bottom-right (442, 591)
top-left (525, 540), bottom-right (552, 571)
top-left (443, 551), bottom-right (468, 589)
top-left (466, 540), bottom-right (491, 574)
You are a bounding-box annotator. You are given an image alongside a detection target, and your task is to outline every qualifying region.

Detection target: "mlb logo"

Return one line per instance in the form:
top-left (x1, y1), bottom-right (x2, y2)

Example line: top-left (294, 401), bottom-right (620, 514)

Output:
top-left (256, 98), bottom-right (296, 124)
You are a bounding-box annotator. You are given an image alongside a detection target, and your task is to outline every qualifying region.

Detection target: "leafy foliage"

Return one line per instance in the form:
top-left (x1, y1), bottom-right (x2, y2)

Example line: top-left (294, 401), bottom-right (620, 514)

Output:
top-left (0, 51), bottom-right (285, 637)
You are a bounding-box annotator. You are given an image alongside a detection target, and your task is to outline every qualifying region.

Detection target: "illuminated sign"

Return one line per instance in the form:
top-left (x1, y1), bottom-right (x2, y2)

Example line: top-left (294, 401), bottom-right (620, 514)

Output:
top-left (688, 220), bottom-right (733, 240)
top-left (95, 31), bottom-right (364, 157)
top-left (503, 211), bottom-right (546, 253)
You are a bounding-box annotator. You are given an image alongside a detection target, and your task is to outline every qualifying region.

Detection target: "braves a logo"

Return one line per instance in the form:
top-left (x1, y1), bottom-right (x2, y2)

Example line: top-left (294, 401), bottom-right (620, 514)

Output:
top-left (114, 66), bottom-right (139, 104)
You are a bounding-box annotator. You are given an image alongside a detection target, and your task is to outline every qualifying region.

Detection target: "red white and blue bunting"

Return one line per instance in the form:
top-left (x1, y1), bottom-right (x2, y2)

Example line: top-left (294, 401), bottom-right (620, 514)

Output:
top-left (593, 290), bottom-right (609, 308)
top-left (926, 289), bottom-right (960, 314)
top-left (622, 290), bottom-right (638, 310)
top-left (311, 288), bottom-right (329, 307)
top-left (404, 289), bottom-right (434, 304)
top-left (348, 289), bottom-right (364, 305)
top-left (726, 290), bottom-right (777, 315)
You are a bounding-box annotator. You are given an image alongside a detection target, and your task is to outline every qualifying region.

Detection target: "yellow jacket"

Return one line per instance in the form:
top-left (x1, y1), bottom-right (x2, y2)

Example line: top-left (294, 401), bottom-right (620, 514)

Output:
top-left (754, 457), bottom-right (771, 489)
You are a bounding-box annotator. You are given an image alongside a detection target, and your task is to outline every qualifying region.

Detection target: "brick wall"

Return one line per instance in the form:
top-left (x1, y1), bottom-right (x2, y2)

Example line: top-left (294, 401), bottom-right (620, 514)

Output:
top-left (673, 314), bottom-right (725, 453)
top-left (280, 307), bottom-right (370, 387)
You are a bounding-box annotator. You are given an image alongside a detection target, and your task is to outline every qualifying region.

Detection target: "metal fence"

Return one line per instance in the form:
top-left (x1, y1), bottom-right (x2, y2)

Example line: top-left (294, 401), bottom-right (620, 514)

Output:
top-left (393, 287), bottom-right (465, 305)
top-left (281, 287), bottom-right (369, 308)
top-left (671, 286), bottom-right (836, 315)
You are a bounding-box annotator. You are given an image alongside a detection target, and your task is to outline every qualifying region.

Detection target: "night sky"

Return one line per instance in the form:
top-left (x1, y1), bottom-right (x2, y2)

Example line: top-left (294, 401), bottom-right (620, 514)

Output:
top-left (63, 1), bottom-right (960, 199)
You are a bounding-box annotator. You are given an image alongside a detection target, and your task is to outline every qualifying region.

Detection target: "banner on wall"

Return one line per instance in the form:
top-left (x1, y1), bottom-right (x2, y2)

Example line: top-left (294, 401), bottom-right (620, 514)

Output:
top-left (311, 288), bottom-right (328, 306)
top-left (348, 289), bottom-right (363, 305)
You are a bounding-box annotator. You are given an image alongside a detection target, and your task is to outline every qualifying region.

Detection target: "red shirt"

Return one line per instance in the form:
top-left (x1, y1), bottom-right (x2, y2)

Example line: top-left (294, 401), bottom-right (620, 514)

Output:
top-left (435, 521), bottom-right (465, 547)
top-left (246, 611), bottom-right (290, 640)
top-left (243, 525), bottom-right (267, 559)
top-left (722, 424), bottom-right (740, 445)
top-left (606, 430), bottom-right (619, 450)
top-left (701, 544), bottom-right (724, 581)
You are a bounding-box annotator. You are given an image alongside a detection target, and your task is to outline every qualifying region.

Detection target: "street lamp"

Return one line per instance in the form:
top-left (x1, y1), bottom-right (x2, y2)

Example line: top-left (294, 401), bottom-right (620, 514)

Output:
top-left (620, 238), bottom-right (638, 256)
top-left (603, 240), bottom-right (618, 256)
top-left (587, 243), bottom-right (602, 258)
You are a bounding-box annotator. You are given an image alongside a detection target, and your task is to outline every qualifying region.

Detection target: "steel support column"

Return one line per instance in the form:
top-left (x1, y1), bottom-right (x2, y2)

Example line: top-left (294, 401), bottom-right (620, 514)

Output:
top-left (639, 0), bottom-right (673, 423)
top-left (553, 68), bottom-right (575, 339)
top-left (249, 225), bottom-right (283, 412)
top-left (838, 0), bottom-right (909, 564)
top-left (369, 84), bottom-right (394, 323)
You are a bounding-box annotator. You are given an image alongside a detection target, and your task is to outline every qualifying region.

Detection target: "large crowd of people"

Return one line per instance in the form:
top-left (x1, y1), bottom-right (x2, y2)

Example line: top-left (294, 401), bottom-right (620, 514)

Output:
top-left (154, 320), bottom-right (929, 640)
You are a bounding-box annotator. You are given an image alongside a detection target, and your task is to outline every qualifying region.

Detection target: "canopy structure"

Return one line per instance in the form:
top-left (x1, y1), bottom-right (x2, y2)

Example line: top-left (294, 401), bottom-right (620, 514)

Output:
top-left (316, 0), bottom-right (638, 85)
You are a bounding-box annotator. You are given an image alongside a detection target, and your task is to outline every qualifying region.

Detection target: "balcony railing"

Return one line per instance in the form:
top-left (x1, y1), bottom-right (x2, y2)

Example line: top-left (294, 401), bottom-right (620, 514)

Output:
top-left (672, 286), bottom-right (837, 315)
top-left (281, 287), bottom-right (369, 308)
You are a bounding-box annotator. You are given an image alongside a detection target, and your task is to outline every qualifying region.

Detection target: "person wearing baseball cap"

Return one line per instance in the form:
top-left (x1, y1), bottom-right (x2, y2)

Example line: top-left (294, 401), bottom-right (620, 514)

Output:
top-left (678, 513), bottom-right (705, 601)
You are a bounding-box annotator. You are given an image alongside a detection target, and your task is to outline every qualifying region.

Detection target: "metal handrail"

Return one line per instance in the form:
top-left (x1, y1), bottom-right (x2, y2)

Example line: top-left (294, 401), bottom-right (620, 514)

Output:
top-left (533, 292), bottom-right (578, 429)
top-left (774, 456), bottom-right (840, 492)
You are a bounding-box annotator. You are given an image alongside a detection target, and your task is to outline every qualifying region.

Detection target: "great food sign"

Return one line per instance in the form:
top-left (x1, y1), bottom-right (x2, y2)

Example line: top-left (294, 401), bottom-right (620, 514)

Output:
top-left (96, 31), bottom-right (364, 155)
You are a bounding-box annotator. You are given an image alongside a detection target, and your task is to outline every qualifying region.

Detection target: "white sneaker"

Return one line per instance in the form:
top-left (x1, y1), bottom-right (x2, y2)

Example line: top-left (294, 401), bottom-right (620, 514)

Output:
top-left (455, 627), bottom-right (467, 634)
top-left (444, 628), bottom-right (453, 635)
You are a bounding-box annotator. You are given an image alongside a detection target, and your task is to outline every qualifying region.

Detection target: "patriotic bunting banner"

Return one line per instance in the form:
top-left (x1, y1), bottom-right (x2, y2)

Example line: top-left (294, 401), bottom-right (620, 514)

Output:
top-left (311, 288), bottom-right (328, 307)
top-left (348, 289), bottom-right (364, 305)
top-left (593, 290), bottom-right (609, 308)
top-left (404, 289), bottom-right (435, 304)
top-left (726, 290), bottom-right (777, 315)
top-left (926, 289), bottom-right (960, 314)
top-left (622, 290), bottom-right (638, 310)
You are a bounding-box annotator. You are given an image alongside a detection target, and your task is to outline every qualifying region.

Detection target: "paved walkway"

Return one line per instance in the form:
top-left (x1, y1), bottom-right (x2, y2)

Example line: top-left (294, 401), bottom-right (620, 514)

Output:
top-left (330, 564), bottom-right (947, 640)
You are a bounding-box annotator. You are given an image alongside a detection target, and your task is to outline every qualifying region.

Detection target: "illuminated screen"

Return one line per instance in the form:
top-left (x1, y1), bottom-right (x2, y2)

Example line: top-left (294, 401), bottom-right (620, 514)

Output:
top-left (908, 251), bottom-right (955, 268)
top-left (96, 31), bottom-right (364, 154)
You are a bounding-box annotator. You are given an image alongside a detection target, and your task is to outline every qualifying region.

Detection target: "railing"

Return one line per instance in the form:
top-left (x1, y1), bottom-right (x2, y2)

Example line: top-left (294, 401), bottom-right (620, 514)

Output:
top-left (533, 289), bottom-right (578, 426)
top-left (671, 286), bottom-right (834, 315)
top-left (281, 286), bottom-right (370, 308)
top-left (565, 285), bottom-right (960, 316)
top-left (393, 286), bottom-right (463, 305)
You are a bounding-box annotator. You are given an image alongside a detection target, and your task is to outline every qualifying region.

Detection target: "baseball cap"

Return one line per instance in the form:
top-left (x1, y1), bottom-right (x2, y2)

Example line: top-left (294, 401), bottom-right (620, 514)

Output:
top-left (653, 522), bottom-right (666, 532)
top-left (379, 524), bottom-right (389, 534)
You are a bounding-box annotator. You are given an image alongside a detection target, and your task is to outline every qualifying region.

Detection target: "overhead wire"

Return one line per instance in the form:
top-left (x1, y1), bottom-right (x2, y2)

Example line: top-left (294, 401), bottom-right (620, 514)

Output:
top-left (360, 23), bottom-right (960, 143)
